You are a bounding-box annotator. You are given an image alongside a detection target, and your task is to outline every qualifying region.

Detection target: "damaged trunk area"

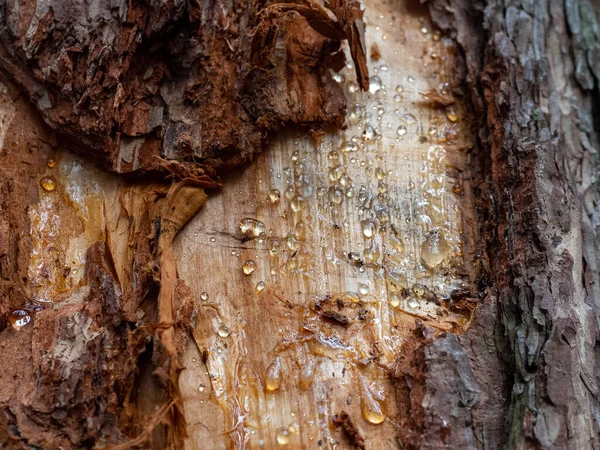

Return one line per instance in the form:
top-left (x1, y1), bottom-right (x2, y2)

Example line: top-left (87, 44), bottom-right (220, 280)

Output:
top-left (0, 0), bottom-right (599, 449)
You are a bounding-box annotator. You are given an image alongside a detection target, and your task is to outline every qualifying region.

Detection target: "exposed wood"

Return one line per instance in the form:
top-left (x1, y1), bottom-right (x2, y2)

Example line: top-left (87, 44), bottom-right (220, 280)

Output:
top-left (0, 0), bottom-right (598, 449)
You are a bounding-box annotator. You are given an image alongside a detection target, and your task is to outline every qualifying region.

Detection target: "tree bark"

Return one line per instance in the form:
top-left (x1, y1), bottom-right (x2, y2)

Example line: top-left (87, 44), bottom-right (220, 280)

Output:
top-left (0, 0), bottom-right (597, 449)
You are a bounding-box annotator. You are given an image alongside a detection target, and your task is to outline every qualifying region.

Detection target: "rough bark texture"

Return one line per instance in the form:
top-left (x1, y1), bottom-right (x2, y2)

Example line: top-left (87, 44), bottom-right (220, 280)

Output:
top-left (0, 0), bottom-right (367, 177)
top-left (411, 0), bottom-right (600, 448)
top-left (0, 0), bottom-right (598, 449)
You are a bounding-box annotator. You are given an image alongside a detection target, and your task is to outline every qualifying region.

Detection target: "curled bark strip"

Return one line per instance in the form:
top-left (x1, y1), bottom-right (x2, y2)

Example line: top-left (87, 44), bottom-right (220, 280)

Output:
top-left (252, 0), bottom-right (369, 90)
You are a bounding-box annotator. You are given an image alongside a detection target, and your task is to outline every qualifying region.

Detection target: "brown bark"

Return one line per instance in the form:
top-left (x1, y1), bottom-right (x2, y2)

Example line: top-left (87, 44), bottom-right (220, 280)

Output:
top-left (0, 0), bottom-right (598, 449)
top-left (416, 0), bottom-right (600, 448)
top-left (0, 0), bottom-right (366, 177)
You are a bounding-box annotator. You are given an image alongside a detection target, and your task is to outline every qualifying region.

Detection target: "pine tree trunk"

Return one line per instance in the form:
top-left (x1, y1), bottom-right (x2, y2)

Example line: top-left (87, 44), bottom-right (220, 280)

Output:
top-left (0, 0), bottom-right (597, 449)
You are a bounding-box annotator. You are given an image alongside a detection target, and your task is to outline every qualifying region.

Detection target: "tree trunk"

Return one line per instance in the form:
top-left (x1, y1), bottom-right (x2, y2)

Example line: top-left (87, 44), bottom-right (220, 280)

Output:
top-left (0, 0), bottom-right (597, 449)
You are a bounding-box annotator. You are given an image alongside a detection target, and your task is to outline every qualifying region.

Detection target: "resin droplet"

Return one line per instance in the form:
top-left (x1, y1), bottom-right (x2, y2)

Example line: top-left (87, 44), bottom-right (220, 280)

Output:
top-left (360, 378), bottom-right (387, 425)
top-left (288, 421), bottom-right (300, 434)
top-left (358, 283), bottom-right (369, 296)
top-left (361, 219), bottom-right (377, 238)
top-left (390, 233), bottom-right (404, 253)
top-left (242, 260), bottom-right (257, 275)
top-left (8, 309), bottom-right (31, 328)
top-left (328, 187), bottom-right (344, 205)
top-left (290, 195), bottom-right (306, 213)
top-left (218, 324), bottom-right (230, 337)
top-left (299, 362), bottom-right (315, 390)
top-left (368, 76), bottom-right (382, 94)
top-left (420, 229), bottom-right (450, 270)
top-left (200, 292), bottom-right (209, 301)
top-left (268, 189), bottom-right (281, 203)
top-left (276, 428), bottom-right (290, 445)
top-left (362, 125), bottom-right (377, 143)
top-left (389, 294), bottom-right (401, 308)
top-left (256, 281), bottom-right (265, 293)
top-left (40, 176), bottom-right (57, 192)
top-left (446, 107), bottom-right (458, 122)
top-left (401, 114), bottom-right (417, 125)
top-left (198, 383), bottom-right (206, 392)
top-left (294, 221), bottom-right (307, 241)
top-left (239, 218), bottom-right (266, 238)
top-left (397, 125), bottom-right (407, 136)
top-left (47, 159), bottom-right (56, 168)
top-left (265, 357), bottom-right (282, 392)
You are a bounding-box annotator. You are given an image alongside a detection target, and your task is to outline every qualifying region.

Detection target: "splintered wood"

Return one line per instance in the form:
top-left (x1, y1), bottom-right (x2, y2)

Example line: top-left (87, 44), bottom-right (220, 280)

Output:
top-left (175, 2), bottom-right (476, 449)
top-left (11, 1), bottom-right (478, 449)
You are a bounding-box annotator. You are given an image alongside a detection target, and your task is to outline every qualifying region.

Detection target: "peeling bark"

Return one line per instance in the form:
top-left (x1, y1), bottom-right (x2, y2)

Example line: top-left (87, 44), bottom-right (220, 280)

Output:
top-left (0, 0), bottom-right (598, 449)
top-left (0, 0), bottom-right (366, 178)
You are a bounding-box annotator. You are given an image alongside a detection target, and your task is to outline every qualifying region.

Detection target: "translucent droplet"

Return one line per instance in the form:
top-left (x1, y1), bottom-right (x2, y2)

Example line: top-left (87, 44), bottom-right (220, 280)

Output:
top-left (268, 189), bottom-right (281, 203)
top-left (332, 73), bottom-right (344, 83)
top-left (242, 260), bottom-right (257, 275)
top-left (390, 232), bottom-right (404, 253)
top-left (256, 281), bottom-right (265, 293)
top-left (361, 219), bottom-right (377, 238)
top-left (362, 126), bottom-right (377, 143)
top-left (393, 94), bottom-right (402, 103)
top-left (401, 114), bottom-right (417, 125)
top-left (364, 244), bottom-right (379, 264)
top-left (433, 30), bottom-right (442, 41)
top-left (446, 107), bottom-right (458, 122)
top-left (358, 283), bottom-right (369, 295)
top-left (8, 309), bottom-right (31, 328)
top-left (346, 291), bottom-right (360, 303)
top-left (389, 294), bottom-right (401, 307)
top-left (452, 183), bottom-right (464, 195)
top-left (395, 85), bottom-right (404, 94)
top-left (375, 168), bottom-right (386, 180)
top-left (294, 221), bottom-right (307, 241)
top-left (239, 218), bottom-right (266, 238)
top-left (329, 165), bottom-right (343, 182)
top-left (198, 383), bottom-right (206, 392)
top-left (288, 421), bottom-right (300, 434)
top-left (267, 237), bottom-right (281, 254)
top-left (360, 378), bottom-right (387, 425)
top-left (340, 141), bottom-right (358, 153)
top-left (397, 125), bottom-right (407, 136)
top-left (40, 176), bottom-right (57, 192)
top-left (218, 324), bottom-right (230, 337)
top-left (328, 187), bottom-right (344, 205)
top-left (420, 26), bottom-right (429, 34)
top-left (200, 292), bottom-right (209, 301)
top-left (348, 252), bottom-right (361, 264)
top-left (265, 357), bottom-right (282, 392)
top-left (347, 81), bottom-right (359, 93)
top-left (47, 159), bottom-right (56, 168)
top-left (286, 236), bottom-right (300, 252)
top-left (368, 76), bottom-right (383, 94)
top-left (284, 186), bottom-right (295, 200)
top-left (300, 362), bottom-right (315, 390)
top-left (328, 150), bottom-right (341, 163)
top-left (407, 75), bottom-right (416, 83)
top-left (413, 283), bottom-right (426, 297)
top-left (276, 428), bottom-right (290, 445)
top-left (407, 298), bottom-right (419, 309)
top-left (290, 195), bottom-right (305, 213)
top-left (420, 229), bottom-right (450, 270)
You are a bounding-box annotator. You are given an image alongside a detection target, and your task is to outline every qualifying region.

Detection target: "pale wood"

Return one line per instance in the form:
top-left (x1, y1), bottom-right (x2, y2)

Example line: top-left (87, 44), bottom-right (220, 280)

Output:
top-left (11, 0), bottom-right (474, 448)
